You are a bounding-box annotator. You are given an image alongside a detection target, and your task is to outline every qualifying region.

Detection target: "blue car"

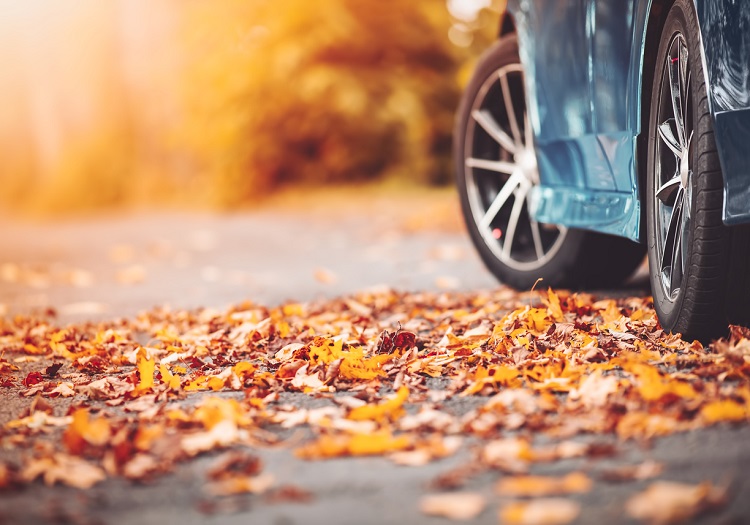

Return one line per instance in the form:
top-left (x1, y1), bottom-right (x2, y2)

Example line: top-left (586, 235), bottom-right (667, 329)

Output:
top-left (455, 0), bottom-right (750, 341)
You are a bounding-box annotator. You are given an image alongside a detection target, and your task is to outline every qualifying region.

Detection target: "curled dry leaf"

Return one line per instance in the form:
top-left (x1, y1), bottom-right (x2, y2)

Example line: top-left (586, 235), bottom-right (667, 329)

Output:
top-left (499, 498), bottom-right (580, 525)
top-left (625, 481), bottom-right (728, 524)
top-left (419, 492), bottom-right (486, 521)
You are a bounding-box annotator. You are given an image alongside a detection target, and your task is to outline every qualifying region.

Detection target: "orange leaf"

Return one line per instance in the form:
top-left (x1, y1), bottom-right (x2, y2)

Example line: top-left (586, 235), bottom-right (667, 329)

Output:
top-left (499, 499), bottom-right (580, 525)
top-left (63, 409), bottom-right (111, 453)
top-left (496, 472), bottom-right (592, 497)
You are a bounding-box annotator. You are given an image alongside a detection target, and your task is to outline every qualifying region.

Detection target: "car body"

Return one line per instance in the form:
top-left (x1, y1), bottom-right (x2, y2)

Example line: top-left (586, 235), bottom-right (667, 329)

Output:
top-left (504, 0), bottom-right (750, 239)
top-left (455, 0), bottom-right (750, 340)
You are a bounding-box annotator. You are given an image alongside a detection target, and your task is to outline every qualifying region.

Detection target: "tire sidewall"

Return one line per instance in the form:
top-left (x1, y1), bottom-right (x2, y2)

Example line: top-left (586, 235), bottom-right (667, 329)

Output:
top-left (646, 0), bottom-right (705, 330)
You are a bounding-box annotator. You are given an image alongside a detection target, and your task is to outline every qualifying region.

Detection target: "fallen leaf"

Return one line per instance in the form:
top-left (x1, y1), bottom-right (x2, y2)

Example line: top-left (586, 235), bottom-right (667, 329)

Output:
top-left (625, 481), bottom-right (727, 524)
top-left (21, 453), bottom-right (106, 489)
top-left (600, 460), bottom-right (663, 482)
top-left (496, 472), bottom-right (592, 497)
top-left (499, 499), bottom-right (580, 525)
top-left (419, 492), bottom-right (486, 521)
top-left (205, 473), bottom-right (274, 496)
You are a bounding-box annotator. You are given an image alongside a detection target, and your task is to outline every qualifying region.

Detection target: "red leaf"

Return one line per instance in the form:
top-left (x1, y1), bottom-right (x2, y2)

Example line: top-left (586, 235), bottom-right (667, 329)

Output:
top-left (23, 372), bottom-right (44, 387)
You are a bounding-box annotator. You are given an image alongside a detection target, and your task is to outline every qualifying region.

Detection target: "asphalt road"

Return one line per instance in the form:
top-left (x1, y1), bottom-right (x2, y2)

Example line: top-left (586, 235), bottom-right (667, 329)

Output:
top-left (1, 199), bottom-right (748, 525)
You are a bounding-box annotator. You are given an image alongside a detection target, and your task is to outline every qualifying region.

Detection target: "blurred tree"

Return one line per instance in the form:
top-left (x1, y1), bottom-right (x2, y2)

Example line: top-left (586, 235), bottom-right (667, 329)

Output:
top-left (181, 0), bottom-right (467, 207)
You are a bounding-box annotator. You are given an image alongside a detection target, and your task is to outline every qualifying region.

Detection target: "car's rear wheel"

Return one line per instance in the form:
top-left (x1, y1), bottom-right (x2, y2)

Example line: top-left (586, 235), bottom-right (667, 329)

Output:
top-left (646, 0), bottom-right (750, 341)
top-left (455, 36), bottom-right (645, 290)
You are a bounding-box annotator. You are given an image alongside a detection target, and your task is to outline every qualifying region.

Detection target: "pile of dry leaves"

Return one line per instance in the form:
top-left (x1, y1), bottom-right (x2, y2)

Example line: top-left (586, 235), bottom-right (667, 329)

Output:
top-left (1, 287), bottom-right (748, 523)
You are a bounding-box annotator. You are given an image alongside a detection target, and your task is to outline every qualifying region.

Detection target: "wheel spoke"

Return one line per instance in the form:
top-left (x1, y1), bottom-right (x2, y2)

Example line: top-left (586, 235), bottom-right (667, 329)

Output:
top-left (660, 187), bottom-right (684, 294)
top-left (466, 157), bottom-right (516, 174)
top-left (669, 203), bottom-right (684, 295)
top-left (667, 39), bottom-right (687, 146)
top-left (480, 172), bottom-right (523, 229)
top-left (679, 40), bottom-right (690, 132)
top-left (658, 120), bottom-right (682, 157)
top-left (501, 183), bottom-right (529, 260)
top-left (529, 219), bottom-right (545, 260)
top-left (499, 71), bottom-right (522, 147)
top-left (656, 175), bottom-right (681, 204)
top-left (471, 109), bottom-right (516, 154)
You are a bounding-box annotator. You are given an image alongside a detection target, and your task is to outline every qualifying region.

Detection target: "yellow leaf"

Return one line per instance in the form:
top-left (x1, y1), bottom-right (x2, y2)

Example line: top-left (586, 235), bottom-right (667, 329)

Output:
top-left (191, 397), bottom-right (250, 430)
top-left (348, 386), bottom-right (408, 422)
top-left (545, 288), bottom-right (564, 322)
top-left (309, 337), bottom-right (390, 380)
top-left (526, 308), bottom-right (551, 332)
top-left (282, 303), bottom-right (305, 316)
top-left (159, 364), bottom-right (181, 390)
top-left (701, 400), bottom-right (748, 423)
top-left (132, 348), bottom-right (155, 396)
top-left (232, 361), bottom-right (256, 381)
top-left (295, 430), bottom-right (411, 459)
top-left (208, 376), bottom-right (225, 391)
top-left (623, 362), bottom-right (697, 402)
top-left (184, 376), bottom-right (209, 392)
top-left (600, 300), bottom-right (621, 324)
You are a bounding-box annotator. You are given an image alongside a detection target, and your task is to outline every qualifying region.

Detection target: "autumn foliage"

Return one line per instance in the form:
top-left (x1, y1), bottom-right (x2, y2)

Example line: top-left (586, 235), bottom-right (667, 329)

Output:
top-left (0, 286), bottom-right (747, 522)
top-left (0, 0), bottom-right (502, 214)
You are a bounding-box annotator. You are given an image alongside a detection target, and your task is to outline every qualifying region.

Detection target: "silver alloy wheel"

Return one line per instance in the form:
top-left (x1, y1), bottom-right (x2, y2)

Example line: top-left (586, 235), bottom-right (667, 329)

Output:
top-left (655, 33), bottom-right (693, 299)
top-left (463, 64), bottom-right (566, 272)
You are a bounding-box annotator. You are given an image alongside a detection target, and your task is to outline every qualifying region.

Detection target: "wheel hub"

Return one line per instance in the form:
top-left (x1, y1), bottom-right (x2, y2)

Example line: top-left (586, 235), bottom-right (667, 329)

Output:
top-left (515, 148), bottom-right (539, 185)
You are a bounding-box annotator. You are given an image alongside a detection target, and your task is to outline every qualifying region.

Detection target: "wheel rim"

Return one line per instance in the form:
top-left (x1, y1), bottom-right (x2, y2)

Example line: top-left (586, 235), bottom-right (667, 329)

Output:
top-left (463, 63), bottom-right (566, 272)
top-left (654, 33), bottom-right (693, 300)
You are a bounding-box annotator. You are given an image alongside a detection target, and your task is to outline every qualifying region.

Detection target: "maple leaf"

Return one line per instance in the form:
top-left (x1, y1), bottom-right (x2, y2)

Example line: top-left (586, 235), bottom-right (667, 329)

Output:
top-left (132, 348), bottom-right (155, 396)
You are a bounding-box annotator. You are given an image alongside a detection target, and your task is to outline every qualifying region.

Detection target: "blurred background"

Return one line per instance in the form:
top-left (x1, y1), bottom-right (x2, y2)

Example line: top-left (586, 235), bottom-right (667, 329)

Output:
top-left (0, 0), bottom-right (511, 320)
top-left (0, 0), bottom-right (505, 216)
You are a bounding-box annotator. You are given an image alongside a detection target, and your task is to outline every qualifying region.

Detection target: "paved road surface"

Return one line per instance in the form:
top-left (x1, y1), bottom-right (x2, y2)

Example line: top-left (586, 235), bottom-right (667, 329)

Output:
top-left (1, 202), bottom-right (748, 525)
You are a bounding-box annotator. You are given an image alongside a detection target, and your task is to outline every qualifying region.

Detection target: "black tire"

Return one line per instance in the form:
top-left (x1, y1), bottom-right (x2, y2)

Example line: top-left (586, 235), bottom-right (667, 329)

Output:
top-left (455, 36), bottom-right (645, 290)
top-left (646, 0), bottom-right (750, 342)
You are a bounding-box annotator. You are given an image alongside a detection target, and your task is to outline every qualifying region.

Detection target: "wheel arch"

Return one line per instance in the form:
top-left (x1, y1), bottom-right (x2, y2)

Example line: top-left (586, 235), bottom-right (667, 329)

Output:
top-left (635, 0), bottom-right (672, 242)
top-left (498, 11), bottom-right (516, 38)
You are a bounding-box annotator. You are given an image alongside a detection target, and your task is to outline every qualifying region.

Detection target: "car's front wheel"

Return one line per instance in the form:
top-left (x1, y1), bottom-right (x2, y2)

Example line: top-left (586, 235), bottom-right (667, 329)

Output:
top-left (455, 36), bottom-right (645, 290)
top-left (646, 0), bottom-right (750, 342)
